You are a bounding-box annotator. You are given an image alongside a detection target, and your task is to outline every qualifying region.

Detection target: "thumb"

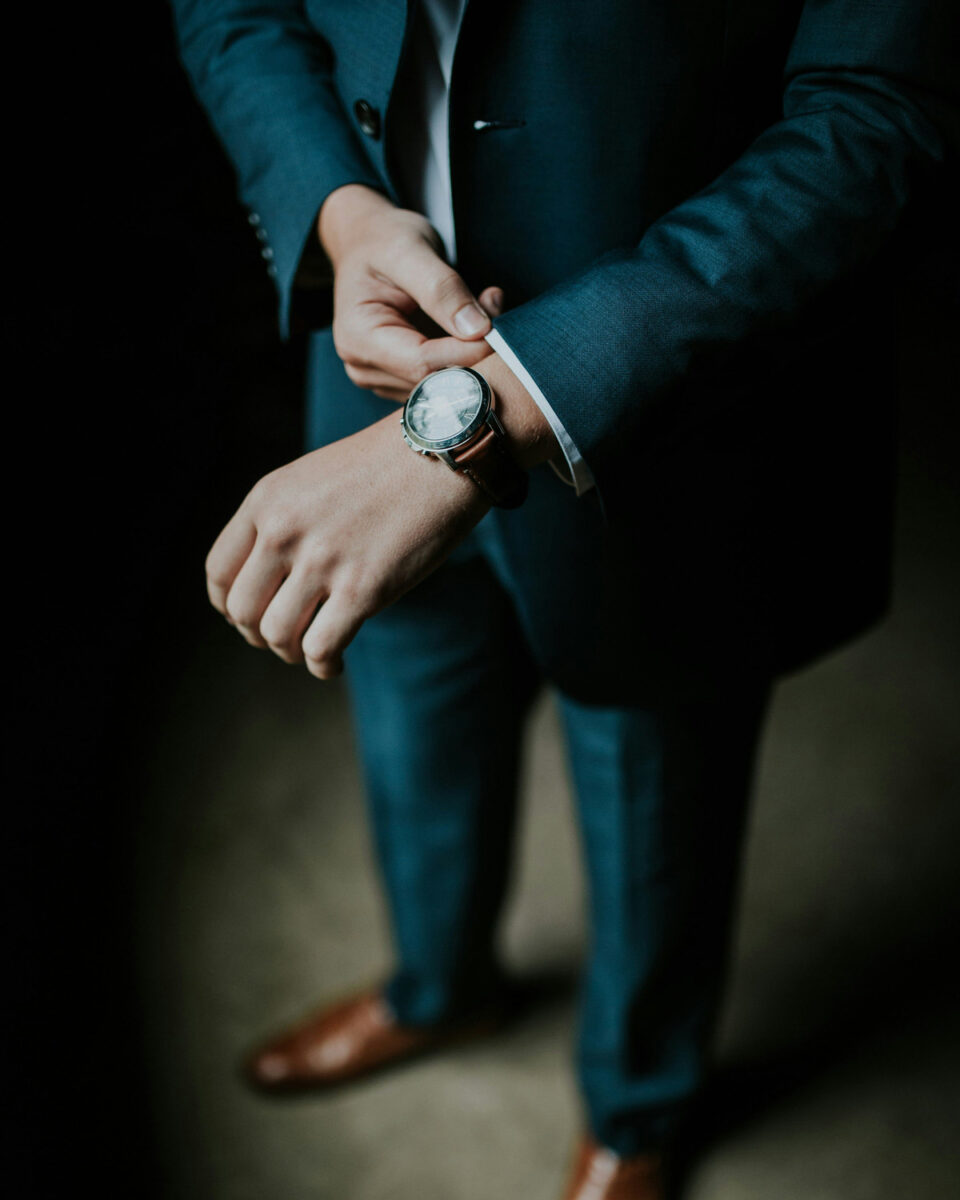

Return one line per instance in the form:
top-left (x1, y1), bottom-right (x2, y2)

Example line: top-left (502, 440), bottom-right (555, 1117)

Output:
top-left (400, 241), bottom-right (492, 340)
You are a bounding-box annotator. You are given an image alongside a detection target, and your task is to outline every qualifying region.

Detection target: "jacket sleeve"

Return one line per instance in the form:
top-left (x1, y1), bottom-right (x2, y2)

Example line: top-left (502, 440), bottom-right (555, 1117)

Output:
top-left (170, 0), bottom-right (386, 336)
top-left (491, 0), bottom-right (959, 482)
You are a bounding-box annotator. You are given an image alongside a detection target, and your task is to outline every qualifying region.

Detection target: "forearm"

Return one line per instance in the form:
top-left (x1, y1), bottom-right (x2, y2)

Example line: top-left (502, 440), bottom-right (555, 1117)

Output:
top-left (492, 0), bottom-right (959, 471)
top-left (171, 0), bottom-right (385, 335)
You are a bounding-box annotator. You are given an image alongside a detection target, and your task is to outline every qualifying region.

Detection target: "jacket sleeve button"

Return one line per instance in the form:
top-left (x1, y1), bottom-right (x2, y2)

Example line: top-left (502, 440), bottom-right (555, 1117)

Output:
top-left (353, 99), bottom-right (381, 139)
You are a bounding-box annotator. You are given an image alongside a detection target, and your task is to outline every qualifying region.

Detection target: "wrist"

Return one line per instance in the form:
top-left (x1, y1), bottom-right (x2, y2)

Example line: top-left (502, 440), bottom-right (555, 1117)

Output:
top-left (401, 364), bottom-right (533, 508)
top-left (472, 353), bottom-right (559, 471)
top-left (317, 183), bottom-right (395, 270)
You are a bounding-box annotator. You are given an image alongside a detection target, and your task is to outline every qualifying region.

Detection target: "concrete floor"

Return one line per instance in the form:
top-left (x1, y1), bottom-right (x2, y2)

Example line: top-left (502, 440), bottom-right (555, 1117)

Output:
top-left (136, 393), bottom-right (960, 1198)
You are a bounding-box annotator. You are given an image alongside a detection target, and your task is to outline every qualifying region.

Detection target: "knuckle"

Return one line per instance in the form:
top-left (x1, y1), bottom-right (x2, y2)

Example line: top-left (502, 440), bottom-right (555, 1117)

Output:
top-left (205, 564), bottom-right (231, 595)
top-left (257, 512), bottom-right (295, 554)
top-left (303, 629), bottom-right (340, 672)
top-left (302, 538), bottom-right (336, 578)
top-left (343, 362), bottom-right (364, 385)
top-left (410, 351), bottom-right (433, 382)
top-left (258, 612), bottom-right (282, 647)
top-left (266, 640), bottom-right (298, 665)
top-left (245, 473), bottom-right (273, 507)
top-left (336, 570), bottom-right (370, 610)
top-left (304, 649), bottom-right (341, 681)
top-left (338, 569), bottom-right (381, 617)
top-left (302, 635), bottom-right (331, 667)
top-left (256, 527), bottom-right (284, 554)
top-left (332, 324), bottom-right (360, 366)
top-left (393, 223), bottom-right (430, 260)
top-left (225, 598), bottom-right (253, 627)
top-left (426, 269), bottom-right (463, 310)
top-left (259, 619), bottom-right (302, 664)
top-left (398, 222), bottom-right (443, 267)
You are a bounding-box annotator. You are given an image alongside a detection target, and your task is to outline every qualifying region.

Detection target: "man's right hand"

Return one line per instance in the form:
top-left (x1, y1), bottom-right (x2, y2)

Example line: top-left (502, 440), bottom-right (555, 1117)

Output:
top-left (318, 184), bottom-right (503, 402)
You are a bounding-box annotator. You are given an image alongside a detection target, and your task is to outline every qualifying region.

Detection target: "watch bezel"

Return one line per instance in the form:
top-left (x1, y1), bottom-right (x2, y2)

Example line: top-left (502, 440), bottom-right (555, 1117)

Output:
top-left (401, 366), bottom-right (493, 453)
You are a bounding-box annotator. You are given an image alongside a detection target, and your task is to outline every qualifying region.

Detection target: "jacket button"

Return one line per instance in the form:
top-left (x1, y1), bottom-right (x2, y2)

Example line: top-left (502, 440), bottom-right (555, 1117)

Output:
top-left (354, 99), bottom-right (381, 139)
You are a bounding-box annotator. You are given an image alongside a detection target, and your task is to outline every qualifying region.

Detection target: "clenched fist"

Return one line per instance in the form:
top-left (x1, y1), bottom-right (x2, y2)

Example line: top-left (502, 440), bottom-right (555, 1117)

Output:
top-left (205, 353), bottom-right (555, 677)
top-left (206, 410), bottom-right (490, 678)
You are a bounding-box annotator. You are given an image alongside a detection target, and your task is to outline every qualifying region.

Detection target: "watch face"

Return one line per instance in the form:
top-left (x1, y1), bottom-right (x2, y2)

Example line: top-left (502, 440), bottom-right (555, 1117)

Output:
top-left (405, 368), bottom-right (485, 447)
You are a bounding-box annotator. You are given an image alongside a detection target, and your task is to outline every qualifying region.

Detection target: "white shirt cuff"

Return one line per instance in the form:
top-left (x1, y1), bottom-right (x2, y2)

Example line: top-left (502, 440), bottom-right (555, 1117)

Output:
top-left (484, 328), bottom-right (595, 496)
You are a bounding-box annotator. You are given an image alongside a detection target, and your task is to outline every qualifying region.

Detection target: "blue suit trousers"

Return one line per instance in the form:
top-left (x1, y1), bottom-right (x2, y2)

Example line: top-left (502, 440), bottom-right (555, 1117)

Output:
top-left (309, 331), bottom-right (769, 1155)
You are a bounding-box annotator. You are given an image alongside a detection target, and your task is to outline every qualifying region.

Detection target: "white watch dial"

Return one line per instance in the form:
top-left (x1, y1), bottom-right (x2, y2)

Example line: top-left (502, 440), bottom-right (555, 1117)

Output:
top-left (406, 369), bottom-right (484, 442)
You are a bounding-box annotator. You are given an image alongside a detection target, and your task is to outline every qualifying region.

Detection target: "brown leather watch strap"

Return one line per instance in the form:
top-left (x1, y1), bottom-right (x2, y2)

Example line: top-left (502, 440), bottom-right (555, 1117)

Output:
top-left (451, 427), bottom-right (529, 509)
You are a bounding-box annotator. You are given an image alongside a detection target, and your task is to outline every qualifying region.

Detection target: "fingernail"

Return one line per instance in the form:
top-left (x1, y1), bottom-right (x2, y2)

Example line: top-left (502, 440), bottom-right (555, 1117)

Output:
top-left (454, 303), bottom-right (489, 336)
top-left (489, 289), bottom-right (504, 315)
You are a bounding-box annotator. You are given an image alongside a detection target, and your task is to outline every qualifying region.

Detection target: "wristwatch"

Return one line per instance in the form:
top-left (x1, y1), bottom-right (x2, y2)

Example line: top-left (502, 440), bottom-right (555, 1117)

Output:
top-left (401, 366), bottom-right (528, 509)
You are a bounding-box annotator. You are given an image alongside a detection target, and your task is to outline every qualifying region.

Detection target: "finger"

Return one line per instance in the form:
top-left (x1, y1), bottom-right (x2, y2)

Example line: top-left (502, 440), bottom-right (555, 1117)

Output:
top-left (343, 362), bottom-right (415, 394)
top-left (354, 318), bottom-right (493, 382)
top-left (206, 513), bottom-right (256, 615)
top-left (395, 240), bottom-right (492, 341)
top-left (477, 286), bottom-right (504, 317)
top-left (414, 333), bottom-right (495, 375)
top-left (301, 589), bottom-right (367, 680)
top-left (259, 568), bottom-right (328, 665)
top-left (224, 540), bottom-right (288, 649)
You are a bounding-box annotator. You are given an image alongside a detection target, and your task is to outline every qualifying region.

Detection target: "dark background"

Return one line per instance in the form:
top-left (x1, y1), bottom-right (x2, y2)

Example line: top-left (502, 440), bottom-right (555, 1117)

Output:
top-left (13, 4), bottom-right (957, 1193)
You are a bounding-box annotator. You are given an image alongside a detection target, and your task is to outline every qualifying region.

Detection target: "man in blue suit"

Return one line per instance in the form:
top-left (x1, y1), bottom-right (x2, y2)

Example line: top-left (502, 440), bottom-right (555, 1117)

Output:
top-left (173, 1), bottom-right (957, 1194)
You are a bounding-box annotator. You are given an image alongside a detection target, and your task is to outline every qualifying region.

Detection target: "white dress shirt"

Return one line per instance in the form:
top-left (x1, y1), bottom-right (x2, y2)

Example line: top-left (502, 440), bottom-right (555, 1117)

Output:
top-left (399, 0), bottom-right (594, 494)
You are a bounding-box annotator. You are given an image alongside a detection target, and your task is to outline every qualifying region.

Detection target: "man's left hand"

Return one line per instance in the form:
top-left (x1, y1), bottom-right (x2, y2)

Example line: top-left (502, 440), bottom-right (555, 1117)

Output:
top-left (206, 354), bottom-right (556, 677)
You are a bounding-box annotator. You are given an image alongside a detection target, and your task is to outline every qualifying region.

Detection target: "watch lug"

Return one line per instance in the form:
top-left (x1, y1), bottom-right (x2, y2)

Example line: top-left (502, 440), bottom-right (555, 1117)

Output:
top-left (486, 409), bottom-right (505, 438)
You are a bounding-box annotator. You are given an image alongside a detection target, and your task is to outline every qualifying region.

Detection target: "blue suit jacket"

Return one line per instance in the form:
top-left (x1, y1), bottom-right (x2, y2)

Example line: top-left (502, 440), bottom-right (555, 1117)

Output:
top-left (173, 0), bottom-right (958, 701)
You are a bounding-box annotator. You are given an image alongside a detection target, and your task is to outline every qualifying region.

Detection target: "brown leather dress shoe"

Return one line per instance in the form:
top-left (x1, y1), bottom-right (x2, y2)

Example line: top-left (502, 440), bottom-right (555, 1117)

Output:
top-left (245, 985), bottom-right (506, 1092)
top-left (559, 1136), bottom-right (666, 1200)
